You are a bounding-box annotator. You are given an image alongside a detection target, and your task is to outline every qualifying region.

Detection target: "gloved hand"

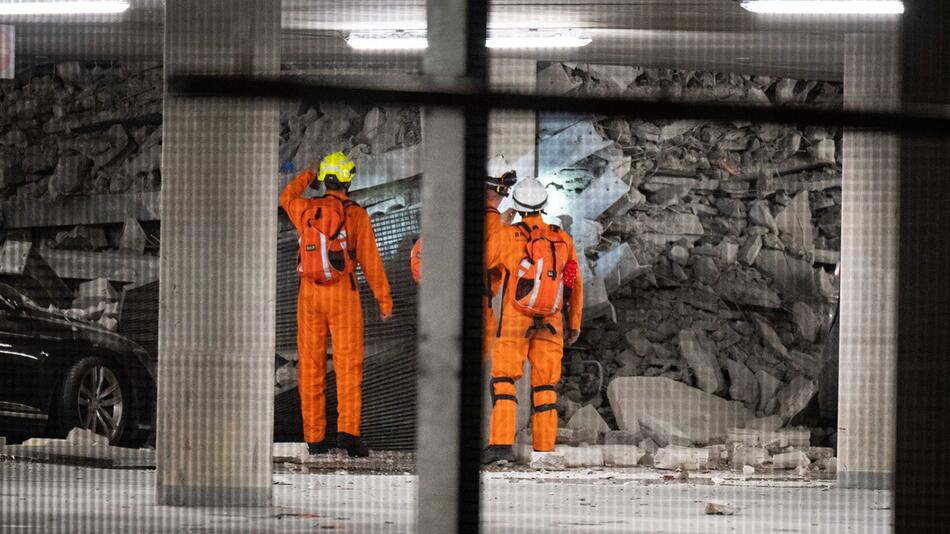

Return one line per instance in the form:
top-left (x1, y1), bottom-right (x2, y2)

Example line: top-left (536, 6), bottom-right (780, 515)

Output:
top-left (567, 329), bottom-right (581, 346)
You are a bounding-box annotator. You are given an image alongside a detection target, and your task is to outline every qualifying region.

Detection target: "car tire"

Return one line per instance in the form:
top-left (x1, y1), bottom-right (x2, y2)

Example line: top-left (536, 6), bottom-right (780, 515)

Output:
top-left (55, 356), bottom-right (140, 447)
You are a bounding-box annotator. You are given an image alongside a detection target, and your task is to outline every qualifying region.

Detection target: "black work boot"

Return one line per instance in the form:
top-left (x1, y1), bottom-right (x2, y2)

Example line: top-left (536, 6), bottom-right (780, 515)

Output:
top-left (482, 445), bottom-right (516, 465)
top-left (337, 432), bottom-right (369, 457)
top-left (307, 441), bottom-right (329, 455)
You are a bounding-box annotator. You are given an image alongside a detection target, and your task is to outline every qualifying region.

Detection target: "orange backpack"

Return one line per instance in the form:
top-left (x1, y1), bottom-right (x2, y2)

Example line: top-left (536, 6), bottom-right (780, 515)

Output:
top-left (508, 222), bottom-right (574, 323)
top-left (410, 238), bottom-right (422, 284)
top-left (297, 196), bottom-right (356, 284)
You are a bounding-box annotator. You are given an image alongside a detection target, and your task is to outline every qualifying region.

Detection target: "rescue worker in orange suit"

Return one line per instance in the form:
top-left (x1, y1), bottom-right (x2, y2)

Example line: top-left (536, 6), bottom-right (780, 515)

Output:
top-left (280, 152), bottom-right (393, 457)
top-left (409, 169), bottom-right (517, 347)
top-left (482, 177), bottom-right (583, 464)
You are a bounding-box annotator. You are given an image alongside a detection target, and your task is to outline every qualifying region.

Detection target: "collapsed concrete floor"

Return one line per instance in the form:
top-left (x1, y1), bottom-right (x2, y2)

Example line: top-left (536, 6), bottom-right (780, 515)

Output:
top-left (0, 460), bottom-right (891, 533)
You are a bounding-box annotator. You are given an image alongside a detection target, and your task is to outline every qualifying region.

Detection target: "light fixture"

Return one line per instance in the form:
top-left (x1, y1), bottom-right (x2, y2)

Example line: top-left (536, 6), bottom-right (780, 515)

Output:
top-left (346, 29), bottom-right (592, 50)
top-left (740, 1), bottom-right (904, 14)
top-left (346, 30), bottom-right (427, 50)
top-left (485, 29), bottom-right (592, 49)
top-left (0, 1), bottom-right (130, 15)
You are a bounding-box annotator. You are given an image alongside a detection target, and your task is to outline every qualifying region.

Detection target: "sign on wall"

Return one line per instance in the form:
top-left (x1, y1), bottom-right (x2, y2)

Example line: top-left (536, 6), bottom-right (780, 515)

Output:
top-left (1, 26), bottom-right (13, 79)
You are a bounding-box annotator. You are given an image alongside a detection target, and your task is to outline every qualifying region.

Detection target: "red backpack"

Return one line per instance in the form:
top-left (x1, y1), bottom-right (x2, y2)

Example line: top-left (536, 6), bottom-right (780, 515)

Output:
top-left (297, 196), bottom-right (356, 284)
top-left (508, 223), bottom-right (577, 329)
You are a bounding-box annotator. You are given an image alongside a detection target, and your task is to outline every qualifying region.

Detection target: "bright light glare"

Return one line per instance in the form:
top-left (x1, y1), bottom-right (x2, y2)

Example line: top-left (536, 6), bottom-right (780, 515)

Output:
top-left (0, 1), bottom-right (130, 15)
top-left (347, 30), bottom-right (592, 50)
top-left (740, 1), bottom-right (904, 14)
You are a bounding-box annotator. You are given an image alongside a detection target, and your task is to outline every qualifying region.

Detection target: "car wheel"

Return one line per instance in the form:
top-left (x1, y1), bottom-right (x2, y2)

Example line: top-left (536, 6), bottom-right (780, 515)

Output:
top-left (57, 357), bottom-right (137, 446)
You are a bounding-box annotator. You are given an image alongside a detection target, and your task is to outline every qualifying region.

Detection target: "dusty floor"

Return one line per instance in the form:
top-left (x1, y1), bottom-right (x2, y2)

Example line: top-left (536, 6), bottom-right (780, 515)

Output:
top-left (0, 460), bottom-right (891, 533)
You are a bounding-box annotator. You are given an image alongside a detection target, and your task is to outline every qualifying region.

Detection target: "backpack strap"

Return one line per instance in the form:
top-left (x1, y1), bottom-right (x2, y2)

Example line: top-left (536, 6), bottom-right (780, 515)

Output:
top-left (515, 222), bottom-right (532, 239)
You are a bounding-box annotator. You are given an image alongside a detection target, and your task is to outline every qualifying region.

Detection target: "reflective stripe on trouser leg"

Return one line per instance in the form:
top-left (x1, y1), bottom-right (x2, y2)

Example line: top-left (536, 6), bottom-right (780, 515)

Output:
top-left (298, 282), bottom-right (329, 443)
top-left (528, 335), bottom-right (564, 452)
top-left (329, 289), bottom-right (364, 437)
top-left (489, 336), bottom-right (529, 446)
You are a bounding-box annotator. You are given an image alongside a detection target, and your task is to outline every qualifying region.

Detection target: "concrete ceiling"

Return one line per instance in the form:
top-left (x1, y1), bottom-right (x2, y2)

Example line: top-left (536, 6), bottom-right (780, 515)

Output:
top-left (2, 0), bottom-right (902, 80)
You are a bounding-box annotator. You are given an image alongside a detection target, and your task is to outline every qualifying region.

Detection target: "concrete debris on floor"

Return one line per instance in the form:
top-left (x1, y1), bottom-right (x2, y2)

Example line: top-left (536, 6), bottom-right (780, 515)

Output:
top-left (0, 428), bottom-right (154, 468)
top-left (0, 462), bottom-right (893, 533)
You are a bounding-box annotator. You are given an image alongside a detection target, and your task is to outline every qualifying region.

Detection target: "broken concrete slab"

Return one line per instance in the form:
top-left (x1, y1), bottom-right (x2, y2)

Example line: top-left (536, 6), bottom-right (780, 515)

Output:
top-left (603, 430), bottom-right (640, 446)
top-left (730, 445), bottom-right (771, 468)
top-left (654, 446), bottom-right (711, 470)
top-left (2, 191), bottom-right (162, 229)
top-left (538, 120), bottom-right (613, 177)
top-left (774, 192), bottom-right (815, 255)
top-left (726, 359), bottom-right (759, 408)
top-left (0, 430), bottom-right (155, 468)
top-left (805, 447), bottom-right (835, 462)
top-left (693, 257), bottom-right (720, 286)
top-left (594, 243), bottom-right (650, 294)
top-left (639, 414), bottom-right (693, 448)
top-left (791, 302), bottom-right (820, 343)
top-left (273, 442), bottom-right (309, 463)
top-left (566, 404), bottom-right (610, 437)
top-left (566, 169), bottom-right (629, 223)
top-left (537, 63), bottom-right (582, 95)
top-left (48, 152), bottom-right (92, 199)
top-left (772, 450), bottom-right (810, 469)
top-left (748, 201), bottom-right (778, 234)
top-left (678, 328), bottom-right (724, 394)
top-left (755, 370), bottom-right (784, 415)
top-left (776, 376), bottom-right (818, 423)
top-left (527, 450), bottom-right (567, 470)
top-left (557, 445), bottom-right (605, 468)
top-left (727, 427), bottom-right (810, 450)
top-left (754, 249), bottom-right (823, 304)
top-left (705, 501), bottom-right (736, 515)
top-left (118, 218), bottom-right (147, 254)
top-left (607, 377), bottom-right (752, 446)
top-left (715, 277), bottom-right (782, 309)
top-left (602, 445), bottom-right (644, 467)
top-left (751, 313), bottom-right (790, 358)
top-left (349, 144), bottom-right (422, 192)
top-left (52, 225), bottom-right (108, 251)
top-left (743, 415), bottom-right (784, 432)
top-left (40, 249), bottom-right (159, 284)
top-left (738, 235), bottom-right (763, 266)
top-left (76, 277), bottom-right (118, 305)
top-left (635, 213), bottom-right (705, 246)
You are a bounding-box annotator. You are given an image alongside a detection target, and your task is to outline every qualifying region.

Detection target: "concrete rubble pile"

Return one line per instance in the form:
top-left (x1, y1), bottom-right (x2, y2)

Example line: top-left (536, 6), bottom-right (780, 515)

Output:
top-left (1, 61), bottom-right (422, 288)
top-left (536, 63), bottom-right (843, 456)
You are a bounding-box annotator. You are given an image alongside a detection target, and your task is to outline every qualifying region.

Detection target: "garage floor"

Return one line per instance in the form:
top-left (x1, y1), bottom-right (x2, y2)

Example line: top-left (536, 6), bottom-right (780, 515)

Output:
top-left (0, 462), bottom-right (891, 532)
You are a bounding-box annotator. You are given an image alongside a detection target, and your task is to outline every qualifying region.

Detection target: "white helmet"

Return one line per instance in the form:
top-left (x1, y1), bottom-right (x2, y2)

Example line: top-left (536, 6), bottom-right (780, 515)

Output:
top-left (486, 155), bottom-right (511, 179)
top-left (511, 178), bottom-right (548, 212)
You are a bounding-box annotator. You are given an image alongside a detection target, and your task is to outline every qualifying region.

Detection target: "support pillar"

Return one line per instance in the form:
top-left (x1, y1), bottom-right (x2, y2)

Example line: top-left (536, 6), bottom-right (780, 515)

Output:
top-left (417, 0), bottom-right (488, 530)
top-left (157, 0), bottom-right (279, 506)
top-left (837, 33), bottom-right (900, 490)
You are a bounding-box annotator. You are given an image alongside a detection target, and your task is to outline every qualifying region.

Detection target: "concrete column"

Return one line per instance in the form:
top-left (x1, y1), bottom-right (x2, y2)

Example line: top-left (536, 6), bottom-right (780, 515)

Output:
top-left (157, 0), bottom-right (279, 506)
top-left (417, 0), bottom-right (488, 531)
top-left (838, 33), bottom-right (900, 490)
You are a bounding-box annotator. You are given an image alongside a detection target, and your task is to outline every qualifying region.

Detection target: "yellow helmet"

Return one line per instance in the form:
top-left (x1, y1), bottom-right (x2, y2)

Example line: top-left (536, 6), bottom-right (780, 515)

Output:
top-left (317, 151), bottom-right (355, 183)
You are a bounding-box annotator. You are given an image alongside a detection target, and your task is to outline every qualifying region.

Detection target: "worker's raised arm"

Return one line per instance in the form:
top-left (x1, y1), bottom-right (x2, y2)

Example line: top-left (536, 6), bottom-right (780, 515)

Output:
top-left (566, 237), bottom-right (584, 333)
top-left (351, 208), bottom-right (393, 317)
top-left (279, 168), bottom-right (317, 230)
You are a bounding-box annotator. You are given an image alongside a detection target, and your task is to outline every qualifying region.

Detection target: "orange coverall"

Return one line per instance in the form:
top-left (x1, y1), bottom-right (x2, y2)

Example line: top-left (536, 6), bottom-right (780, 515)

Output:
top-left (485, 214), bottom-right (583, 451)
top-left (280, 169), bottom-right (393, 443)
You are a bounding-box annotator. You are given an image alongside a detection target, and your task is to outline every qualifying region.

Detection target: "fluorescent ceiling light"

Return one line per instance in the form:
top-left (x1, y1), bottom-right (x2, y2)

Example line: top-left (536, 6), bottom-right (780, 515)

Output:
top-left (346, 29), bottom-right (592, 50)
top-left (346, 31), bottom-right (428, 50)
top-left (740, 1), bottom-right (904, 14)
top-left (0, 1), bottom-right (130, 15)
top-left (486, 29), bottom-right (592, 49)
